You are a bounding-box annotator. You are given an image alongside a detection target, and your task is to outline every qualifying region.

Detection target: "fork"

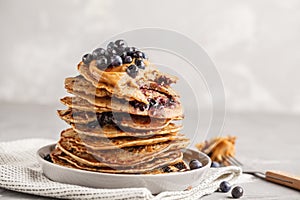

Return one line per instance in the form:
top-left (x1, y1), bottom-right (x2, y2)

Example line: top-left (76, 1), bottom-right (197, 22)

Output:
top-left (224, 156), bottom-right (300, 191)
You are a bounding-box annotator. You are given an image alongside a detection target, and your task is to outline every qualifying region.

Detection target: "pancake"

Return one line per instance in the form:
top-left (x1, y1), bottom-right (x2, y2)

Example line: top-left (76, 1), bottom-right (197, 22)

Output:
top-left (78, 62), bottom-right (179, 104)
top-left (61, 128), bottom-right (186, 150)
top-left (57, 109), bottom-right (97, 124)
top-left (144, 160), bottom-right (189, 174)
top-left (51, 147), bottom-right (183, 174)
top-left (60, 95), bottom-right (183, 119)
top-left (65, 76), bottom-right (111, 98)
top-left (58, 136), bottom-right (189, 166)
top-left (50, 41), bottom-right (190, 175)
top-left (72, 123), bottom-right (182, 138)
top-left (66, 75), bottom-right (180, 103)
top-left (58, 108), bottom-right (175, 131)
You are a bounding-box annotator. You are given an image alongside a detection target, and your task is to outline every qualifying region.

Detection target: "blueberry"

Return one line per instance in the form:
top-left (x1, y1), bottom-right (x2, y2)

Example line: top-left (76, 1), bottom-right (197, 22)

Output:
top-left (129, 101), bottom-right (148, 111)
top-left (110, 55), bottom-right (123, 67)
top-left (189, 159), bottom-right (203, 170)
top-left (133, 51), bottom-right (144, 58)
top-left (126, 64), bottom-right (139, 78)
top-left (162, 166), bottom-right (172, 173)
top-left (148, 98), bottom-right (163, 110)
top-left (107, 47), bottom-right (117, 55)
top-left (211, 161), bottom-right (220, 168)
top-left (96, 56), bottom-right (108, 70)
top-left (120, 51), bottom-right (128, 59)
top-left (92, 48), bottom-right (106, 59)
top-left (124, 56), bottom-right (133, 64)
top-left (125, 46), bottom-right (137, 53)
top-left (82, 53), bottom-right (93, 64)
top-left (231, 186), bottom-right (244, 198)
top-left (107, 41), bottom-right (116, 50)
top-left (98, 112), bottom-right (115, 126)
top-left (141, 52), bottom-right (147, 59)
top-left (148, 99), bottom-right (158, 108)
top-left (125, 47), bottom-right (137, 56)
top-left (115, 39), bottom-right (127, 51)
top-left (44, 154), bottom-right (52, 163)
top-left (219, 181), bottom-right (231, 193)
top-left (135, 59), bottom-right (145, 69)
top-left (107, 42), bottom-right (118, 55)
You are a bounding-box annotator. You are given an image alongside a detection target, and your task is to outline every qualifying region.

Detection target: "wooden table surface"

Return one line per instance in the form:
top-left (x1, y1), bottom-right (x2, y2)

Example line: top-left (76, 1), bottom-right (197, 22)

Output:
top-left (0, 103), bottom-right (299, 199)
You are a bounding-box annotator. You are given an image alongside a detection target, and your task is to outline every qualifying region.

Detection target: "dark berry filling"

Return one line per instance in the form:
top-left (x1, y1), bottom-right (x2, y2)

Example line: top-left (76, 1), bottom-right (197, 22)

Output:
top-left (97, 112), bottom-right (116, 126)
top-left (156, 75), bottom-right (175, 86)
top-left (129, 96), bottom-right (176, 112)
top-left (162, 166), bottom-right (172, 173)
top-left (174, 162), bottom-right (187, 170)
top-left (129, 101), bottom-right (148, 111)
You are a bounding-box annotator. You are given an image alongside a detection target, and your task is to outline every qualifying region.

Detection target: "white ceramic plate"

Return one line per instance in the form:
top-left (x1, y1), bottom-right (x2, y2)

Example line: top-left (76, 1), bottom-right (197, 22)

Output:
top-left (37, 144), bottom-right (211, 194)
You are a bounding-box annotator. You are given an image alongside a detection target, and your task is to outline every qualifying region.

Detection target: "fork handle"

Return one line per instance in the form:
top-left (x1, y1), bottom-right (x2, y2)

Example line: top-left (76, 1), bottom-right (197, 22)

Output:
top-left (265, 170), bottom-right (300, 191)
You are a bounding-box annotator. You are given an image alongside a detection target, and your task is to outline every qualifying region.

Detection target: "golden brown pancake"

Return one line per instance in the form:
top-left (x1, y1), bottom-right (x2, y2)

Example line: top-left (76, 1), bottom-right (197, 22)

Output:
top-left (50, 42), bottom-right (190, 175)
top-left (51, 147), bottom-right (183, 174)
top-left (78, 62), bottom-right (179, 104)
top-left (58, 108), bottom-right (176, 131)
top-left (60, 96), bottom-right (183, 119)
top-left (58, 135), bottom-right (189, 166)
top-left (65, 75), bottom-right (180, 103)
top-left (60, 128), bottom-right (186, 150)
top-left (72, 123), bottom-right (182, 138)
top-left (65, 76), bottom-right (111, 98)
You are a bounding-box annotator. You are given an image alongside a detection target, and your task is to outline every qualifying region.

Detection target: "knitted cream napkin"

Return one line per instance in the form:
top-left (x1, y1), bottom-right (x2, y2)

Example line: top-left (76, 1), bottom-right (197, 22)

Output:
top-left (0, 139), bottom-right (242, 200)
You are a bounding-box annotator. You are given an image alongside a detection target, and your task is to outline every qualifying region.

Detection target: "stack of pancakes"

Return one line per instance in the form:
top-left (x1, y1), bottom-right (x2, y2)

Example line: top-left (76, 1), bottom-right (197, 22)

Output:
top-left (50, 43), bottom-right (190, 174)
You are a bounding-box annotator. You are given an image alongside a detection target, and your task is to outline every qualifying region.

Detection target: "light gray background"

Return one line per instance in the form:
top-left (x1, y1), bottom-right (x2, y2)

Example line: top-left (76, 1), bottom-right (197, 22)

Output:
top-left (0, 1), bottom-right (300, 199)
top-left (1, 0), bottom-right (300, 114)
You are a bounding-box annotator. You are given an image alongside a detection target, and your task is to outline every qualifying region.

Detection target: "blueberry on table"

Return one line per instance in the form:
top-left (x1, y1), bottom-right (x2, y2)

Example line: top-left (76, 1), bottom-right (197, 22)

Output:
top-left (82, 53), bottom-right (93, 64)
top-left (44, 154), bottom-right (52, 163)
top-left (110, 55), bottom-right (123, 67)
top-left (231, 186), bottom-right (244, 198)
top-left (126, 64), bottom-right (139, 78)
top-left (211, 161), bottom-right (220, 168)
top-left (135, 59), bottom-right (145, 69)
top-left (96, 56), bottom-right (108, 70)
top-left (92, 48), bottom-right (106, 59)
top-left (219, 181), bottom-right (231, 193)
top-left (189, 159), bottom-right (203, 170)
top-left (124, 56), bottom-right (133, 64)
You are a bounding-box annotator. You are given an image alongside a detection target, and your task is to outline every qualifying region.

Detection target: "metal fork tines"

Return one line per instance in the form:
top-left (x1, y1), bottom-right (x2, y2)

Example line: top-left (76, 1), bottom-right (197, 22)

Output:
top-left (224, 156), bottom-right (300, 191)
top-left (224, 156), bottom-right (265, 179)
